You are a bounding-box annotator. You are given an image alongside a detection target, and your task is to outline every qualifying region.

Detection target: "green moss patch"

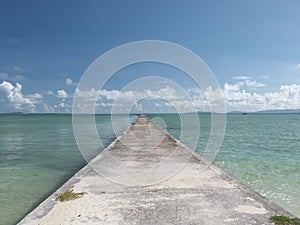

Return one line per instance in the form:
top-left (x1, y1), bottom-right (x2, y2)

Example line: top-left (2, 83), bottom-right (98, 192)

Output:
top-left (270, 215), bottom-right (300, 225)
top-left (145, 189), bottom-right (160, 193)
top-left (56, 190), bottom-right (85, 202)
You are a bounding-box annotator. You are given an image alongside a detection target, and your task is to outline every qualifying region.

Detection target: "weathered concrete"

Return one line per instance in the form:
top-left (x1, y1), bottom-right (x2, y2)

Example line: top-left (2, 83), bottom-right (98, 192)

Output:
top-left (18, 115), bottom-right (293, 225)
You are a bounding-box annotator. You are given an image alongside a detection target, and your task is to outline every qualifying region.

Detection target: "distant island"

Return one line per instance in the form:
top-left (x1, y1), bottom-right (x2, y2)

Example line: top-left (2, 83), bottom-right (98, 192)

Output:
top-left (227, 109), bottom-right (300, 114)
top-left (3, 112), bottom-right (24, 114)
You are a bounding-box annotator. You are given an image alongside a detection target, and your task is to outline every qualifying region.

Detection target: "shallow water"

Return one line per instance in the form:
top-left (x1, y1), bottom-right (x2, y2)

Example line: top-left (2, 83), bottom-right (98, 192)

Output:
top-left (149, 113), bottom-right (300, 217)
top-left (0, 113), bottom-right (299, 225)
top-left (0, 114), bottom-right (134, 225)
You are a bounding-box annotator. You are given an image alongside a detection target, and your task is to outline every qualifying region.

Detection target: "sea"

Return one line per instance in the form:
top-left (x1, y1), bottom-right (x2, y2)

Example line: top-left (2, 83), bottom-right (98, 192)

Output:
top-left (0, 113), bottom-right (299, 225)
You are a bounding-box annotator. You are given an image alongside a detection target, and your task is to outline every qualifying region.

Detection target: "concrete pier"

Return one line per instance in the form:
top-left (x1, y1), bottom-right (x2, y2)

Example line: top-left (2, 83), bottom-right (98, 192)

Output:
top-left (18, 115), bottom-right (293, 225)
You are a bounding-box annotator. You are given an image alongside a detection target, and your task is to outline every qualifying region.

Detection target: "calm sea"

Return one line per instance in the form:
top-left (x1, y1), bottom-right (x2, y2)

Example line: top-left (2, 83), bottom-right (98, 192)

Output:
top-left (0, 114), bottom-right (299, 225)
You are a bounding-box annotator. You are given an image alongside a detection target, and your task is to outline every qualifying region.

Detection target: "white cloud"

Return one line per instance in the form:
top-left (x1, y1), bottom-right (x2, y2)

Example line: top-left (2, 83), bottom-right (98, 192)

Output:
top-left (76, 86), bottom-right (190, 103)
top-left (55, 90), bottom-right (70, 112)
top-left (134, 102), bottom-right (143, 111)
top-left (198, 82), bottom-right (300, 112)
top-left (244, 80), bottom-right (266, 88)
top-left (96, 102), bottom-right (114, 107)
top-left (0, 81), bottom-right (40, 110)
top-left (42, 103), bottom-right (55, 113)
top-left (295, 63), bottom-right (300, 69)
top-left (26, 93), bottom-right (43, 99)
top-left (225, 79), bottom-right (266, 90)
top-left (66, 78), bottom-right (77, 86)
top-left (75, 88), bottom-right (99, 99)
top-left (59, 102), bottom-right (66, 108)
top-left (4, 80), bottom-right (298, 113)
top-left (57, 100), bottom-right (71, 112)
top-left (13, 66), bottom-right (22, 72)
top-left (231, 77), bottom-right (265, 88)
top-left (148, 85), bottom-right (187, 100)
top-left (224, 82), bottom-right (241, 92)
top-left (100, 89), bottom-right (121, 100)
top-left (232, 76), bottom-right (252, 80)
top-left (0, 72), bottom-right (25, 81)
top-left (57, 90), bottom-right (68, 98)
top-left (74, 85), bottom-right (197, 113)
top-left (47, 90), bottom-right (54, 95)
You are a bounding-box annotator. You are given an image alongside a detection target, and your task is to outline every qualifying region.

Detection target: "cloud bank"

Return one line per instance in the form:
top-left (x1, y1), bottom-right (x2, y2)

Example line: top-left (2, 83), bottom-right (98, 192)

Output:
top-left (1, 79), bottom-right (300, 113)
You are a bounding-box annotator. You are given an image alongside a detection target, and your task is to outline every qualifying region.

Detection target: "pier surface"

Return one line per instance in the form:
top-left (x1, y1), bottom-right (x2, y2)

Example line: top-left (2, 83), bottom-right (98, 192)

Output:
top-left (18, 115), bottom-right (292, 225)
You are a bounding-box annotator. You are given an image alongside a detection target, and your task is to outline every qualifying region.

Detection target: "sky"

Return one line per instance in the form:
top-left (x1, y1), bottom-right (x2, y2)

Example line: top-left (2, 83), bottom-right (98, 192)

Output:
top-left (0, 0), bottom-right (300, 113)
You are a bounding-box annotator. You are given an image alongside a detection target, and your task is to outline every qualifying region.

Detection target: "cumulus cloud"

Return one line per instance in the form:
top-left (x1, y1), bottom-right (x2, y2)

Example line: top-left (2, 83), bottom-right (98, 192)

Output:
top-left (57, 90), bottom-right (68, 98)
top-left (75, 86), bottom-right (189, 103)
top-left (59, 101), bottom-right (66, 108)
top-left (55, 90), bottom-right (70, 112)
top-left (0, 81), bottom-right (41, 110)
top-left (42, 103), bottom-right (55, 113)
top-left (244, 80), bottom-right (266, 88)
top-left (100, 89), bottom-right (121, 100)
top-left (74, 88), bottom-right (99, 100)
top-left (147, 86), bottom-right (187, 100)
top-left (66, 78), bottom-right (77, 86)
top-left (73, 85), bottom-right (197, 113)
top-left (224, 82), bottom-right (241, 92)
top-left (2, 78), bottom-right (299, 113)
top-left (58, 81), bottom-right (300, 113)
top-left (199, 82), bottom-right (300, 112)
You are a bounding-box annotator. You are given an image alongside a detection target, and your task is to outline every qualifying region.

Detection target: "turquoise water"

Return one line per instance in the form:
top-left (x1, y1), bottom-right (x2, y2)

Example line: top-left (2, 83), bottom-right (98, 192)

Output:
top-left (0, 114), bottom-right (134, 225)
top-left (148, 114), bottom-right (300, 217)
top-left (0, 114), bottom-right (299, 225)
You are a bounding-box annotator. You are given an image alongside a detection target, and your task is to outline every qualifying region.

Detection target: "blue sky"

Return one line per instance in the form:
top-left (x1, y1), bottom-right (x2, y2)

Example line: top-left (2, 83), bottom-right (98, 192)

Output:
top-left (1, 0), bottom-right (300, 113)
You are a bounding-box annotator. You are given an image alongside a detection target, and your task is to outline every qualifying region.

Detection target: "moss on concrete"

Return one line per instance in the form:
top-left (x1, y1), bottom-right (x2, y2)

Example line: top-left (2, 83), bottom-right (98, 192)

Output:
top-left (270, 215), bottom-right (300, 225)
top-left (56, 190), bottom-right (85, 202)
